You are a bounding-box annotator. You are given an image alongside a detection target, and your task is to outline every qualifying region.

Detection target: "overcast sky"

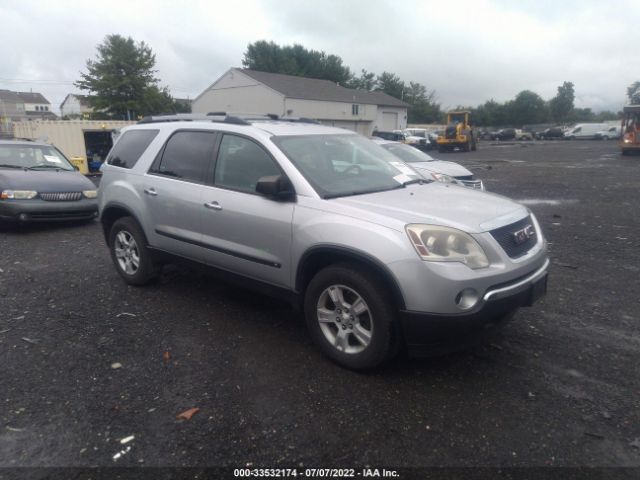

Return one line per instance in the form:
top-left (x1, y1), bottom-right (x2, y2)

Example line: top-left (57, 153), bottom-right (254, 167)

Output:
top-left (1, 0), bottom-right (638, 115)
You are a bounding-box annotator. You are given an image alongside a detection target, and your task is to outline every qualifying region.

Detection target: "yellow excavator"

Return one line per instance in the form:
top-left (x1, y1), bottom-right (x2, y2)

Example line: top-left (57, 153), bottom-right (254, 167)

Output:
top-left (437, 110), bottom-right (477, 153)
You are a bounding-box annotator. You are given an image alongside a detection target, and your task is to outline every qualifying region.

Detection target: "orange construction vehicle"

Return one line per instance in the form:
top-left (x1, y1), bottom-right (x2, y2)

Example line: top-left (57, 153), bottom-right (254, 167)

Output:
top-left (621, 105), bottom-right (640, 155)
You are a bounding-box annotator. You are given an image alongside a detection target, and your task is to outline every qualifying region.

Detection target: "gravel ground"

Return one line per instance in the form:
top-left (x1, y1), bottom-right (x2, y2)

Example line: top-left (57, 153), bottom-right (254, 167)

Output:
top-left (0, 140), bottom-right (638, 472)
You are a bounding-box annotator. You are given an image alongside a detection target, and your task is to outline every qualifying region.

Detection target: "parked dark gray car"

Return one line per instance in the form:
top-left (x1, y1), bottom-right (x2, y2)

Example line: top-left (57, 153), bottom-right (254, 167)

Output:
top-left (0, 140), bottom-right (98, 222)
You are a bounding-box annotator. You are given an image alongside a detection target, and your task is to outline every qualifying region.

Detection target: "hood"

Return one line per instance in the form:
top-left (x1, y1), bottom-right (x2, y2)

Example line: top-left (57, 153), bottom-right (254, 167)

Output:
top-left (409, 160), bottom-right (473, 178)
top-left (331, 182), bottom-right (527, 233)
top-left (0, 169), bottom-right (96, 192)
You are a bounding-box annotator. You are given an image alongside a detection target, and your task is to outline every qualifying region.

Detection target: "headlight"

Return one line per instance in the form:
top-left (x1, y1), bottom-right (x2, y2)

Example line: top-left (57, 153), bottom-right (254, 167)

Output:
top-left (83, 190), bottom-right (98, 198)
top-left (406, 224), bottom-right (489, 269)
top-left (430, 172), bottom-right (458, 185)
top-left (0, 190), bottom-right (38, 199)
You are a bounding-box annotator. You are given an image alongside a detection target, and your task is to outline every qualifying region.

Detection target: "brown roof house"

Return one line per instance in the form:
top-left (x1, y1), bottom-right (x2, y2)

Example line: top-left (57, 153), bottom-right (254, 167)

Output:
top-left (193, 68), bottom-right (409, 136)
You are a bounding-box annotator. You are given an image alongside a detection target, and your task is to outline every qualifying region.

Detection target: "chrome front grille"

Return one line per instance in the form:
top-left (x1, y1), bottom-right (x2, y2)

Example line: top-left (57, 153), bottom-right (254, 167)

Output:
top-left (490, 215), bottom-right (537, 259)
top-left (454, 176), bottom-right (484, 190)
top-left (458, 179), bottom-right (484, 190)
top-left (39, 192), bottom-right (82, 202)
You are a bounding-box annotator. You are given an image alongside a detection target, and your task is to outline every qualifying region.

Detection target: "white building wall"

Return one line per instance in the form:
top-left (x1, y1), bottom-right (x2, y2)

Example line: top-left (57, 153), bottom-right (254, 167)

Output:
top-left (193, 70), bottom-right (285, 115)
top-left (24, 102), bottom-right (52, 113)
top-left (285, 99), bottom-right (377, 135)
top-left (61, 96), bottom-right (82, 117)
top-left (193, 84), bottom-right (284, 115)
top-left (284, 98), bottom-right (376, 121)
top-left (375, 106), bottom-right (408, 132)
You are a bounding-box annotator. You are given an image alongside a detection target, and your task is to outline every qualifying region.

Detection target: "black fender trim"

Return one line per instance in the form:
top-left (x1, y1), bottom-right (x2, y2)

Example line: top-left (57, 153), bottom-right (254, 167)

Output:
top-left (100, 202), bottom-right (145, 245)
top-left (295, 244), bottom-right (406, 311)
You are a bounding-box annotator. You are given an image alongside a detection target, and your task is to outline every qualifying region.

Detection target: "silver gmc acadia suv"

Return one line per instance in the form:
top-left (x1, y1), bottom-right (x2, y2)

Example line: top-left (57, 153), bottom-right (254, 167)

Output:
top-left (98, 114), bottom-right (549, 369)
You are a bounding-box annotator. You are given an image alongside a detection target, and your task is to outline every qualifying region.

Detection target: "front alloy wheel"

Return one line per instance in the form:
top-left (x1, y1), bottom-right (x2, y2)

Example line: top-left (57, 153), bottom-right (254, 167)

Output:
top-left (316, 284), bottom-right (373, 355)
top-left (304, 264), bottom-right (399, 369)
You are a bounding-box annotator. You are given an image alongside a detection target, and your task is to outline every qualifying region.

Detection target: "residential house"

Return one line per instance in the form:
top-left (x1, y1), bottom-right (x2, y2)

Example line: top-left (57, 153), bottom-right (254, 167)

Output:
top-left (60, 93), bottom-right (96, 119)
top-left (16, 91), bottom-right (57, 120)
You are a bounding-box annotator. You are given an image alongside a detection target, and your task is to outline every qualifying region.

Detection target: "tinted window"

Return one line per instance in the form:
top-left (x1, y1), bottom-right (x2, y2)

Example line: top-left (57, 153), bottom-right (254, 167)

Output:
top-left (155, 131), bottom-right (216, 183)
top-left (214, 135), bottom-right (280, 193)
top-left (107, 129), bottom-right (159, 169)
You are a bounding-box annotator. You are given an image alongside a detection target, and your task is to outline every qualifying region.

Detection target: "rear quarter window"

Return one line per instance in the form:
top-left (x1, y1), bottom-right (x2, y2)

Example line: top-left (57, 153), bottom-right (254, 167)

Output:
top-left (107, 129), bottom-right (159, 169)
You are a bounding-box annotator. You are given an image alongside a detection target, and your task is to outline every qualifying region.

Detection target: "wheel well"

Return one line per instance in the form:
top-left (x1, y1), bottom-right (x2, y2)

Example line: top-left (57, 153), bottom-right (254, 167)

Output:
top-left (101, 206), bottom-right (135, 245)
top-left (296, 248), bottom-right (406, 311)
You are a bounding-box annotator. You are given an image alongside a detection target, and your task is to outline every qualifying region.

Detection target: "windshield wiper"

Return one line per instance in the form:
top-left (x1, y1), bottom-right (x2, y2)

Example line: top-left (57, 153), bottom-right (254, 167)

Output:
top-left (26, 165), bottom-right (70, 171)
top-left (325, 186), bottom-right (401, 199)
top-left (0, 164), bottom-right (25, 169)
top-left (401, 178), bottom-right (430, 186)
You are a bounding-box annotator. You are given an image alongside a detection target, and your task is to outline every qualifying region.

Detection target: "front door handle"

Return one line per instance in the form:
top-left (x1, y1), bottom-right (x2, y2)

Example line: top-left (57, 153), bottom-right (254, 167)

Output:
top-left (144, 188), bottom-right (158, 196)
top-left (204, 201), bottom-right (222, 211)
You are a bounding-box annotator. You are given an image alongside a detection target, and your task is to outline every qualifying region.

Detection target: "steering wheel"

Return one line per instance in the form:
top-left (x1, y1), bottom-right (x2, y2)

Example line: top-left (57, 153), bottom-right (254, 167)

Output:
top-left (342, 164), bottom-right (361, 175)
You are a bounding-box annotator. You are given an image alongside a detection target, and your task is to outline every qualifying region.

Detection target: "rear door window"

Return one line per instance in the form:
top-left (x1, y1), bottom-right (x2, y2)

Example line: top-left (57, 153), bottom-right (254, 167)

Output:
top-left (107, 129), bottom-right (159, 169)
top-left (152, 131), bottom-right (217, 184)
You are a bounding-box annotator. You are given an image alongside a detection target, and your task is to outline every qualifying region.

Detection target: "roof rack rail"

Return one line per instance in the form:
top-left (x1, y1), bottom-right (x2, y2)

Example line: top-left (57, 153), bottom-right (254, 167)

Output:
top-left (137, 113), bottom-right (250, 126)
top-left (137, 113), bottom-right (320, 126)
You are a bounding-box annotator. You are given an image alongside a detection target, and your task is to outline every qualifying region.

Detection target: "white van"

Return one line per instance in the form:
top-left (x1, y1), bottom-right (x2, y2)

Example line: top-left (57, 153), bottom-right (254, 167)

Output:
top-left (564, 123), bottom-right (608, 140)
top-left (594, 125), bottom-right (622, 140)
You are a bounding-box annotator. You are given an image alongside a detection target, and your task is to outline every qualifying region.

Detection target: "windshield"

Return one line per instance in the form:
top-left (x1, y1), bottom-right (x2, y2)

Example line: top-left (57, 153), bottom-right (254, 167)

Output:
top-left (273, 134), bottom-right (422, 198)
top-left (449, 114), bottom-right (466, 124)
top-left (380, 143), bottom-right (434, 163)
top-left (0, 144), bottom-right (74, 171)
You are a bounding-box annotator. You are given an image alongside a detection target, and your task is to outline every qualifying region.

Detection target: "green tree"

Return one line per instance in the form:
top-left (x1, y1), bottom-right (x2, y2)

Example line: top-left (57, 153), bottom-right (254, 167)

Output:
top-left (376, 72), bottom-right (405, 100)
top-left (627, 81), bottom-right (640, 104)
top-left (567, 107), bottom-right (595, 122)
top-left (75, 34), bottom-right (174, 119)
top-left (508, 90), bottom-right (548, 126)
top-left (549, 81), bottom-right (575, 122)
top-left (403, 82), bottom-right (441, 123)
top-left (347, 69), bottom-right (377, 90)
top-left (472, 99), bottom-right (508, 127)
top-left (593, 110), bottom-right (619, 122)
top-left (242, 41), bottom-right (352, 84)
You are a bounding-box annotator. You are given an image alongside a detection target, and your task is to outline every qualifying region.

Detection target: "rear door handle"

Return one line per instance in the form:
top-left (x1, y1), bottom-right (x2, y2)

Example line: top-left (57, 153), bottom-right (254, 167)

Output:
top-left (204, 201), bottom-right (222, 211)
top-left (144, 188), bottom-right (158, 196)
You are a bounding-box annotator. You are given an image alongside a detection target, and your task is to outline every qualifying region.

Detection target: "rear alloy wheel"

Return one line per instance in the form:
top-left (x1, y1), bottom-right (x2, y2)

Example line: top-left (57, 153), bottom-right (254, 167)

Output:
top-left (304, 264), bottom-right (399, 369)
top-left (109, 217), bottom-right (158, 285)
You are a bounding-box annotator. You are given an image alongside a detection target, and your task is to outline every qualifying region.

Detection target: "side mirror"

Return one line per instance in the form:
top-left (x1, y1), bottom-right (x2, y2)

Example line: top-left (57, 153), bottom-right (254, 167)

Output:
top-left (255, 175), bottom-right (295, 200)
top-left (73, 165), bottom-right (80, 171)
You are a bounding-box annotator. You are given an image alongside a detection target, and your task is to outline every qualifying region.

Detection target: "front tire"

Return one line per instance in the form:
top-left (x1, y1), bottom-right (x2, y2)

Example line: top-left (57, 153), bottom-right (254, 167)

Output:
top-left (109, 217), bottom-right (158, 285)
top-left (304, 264), bottom-right (399, 369)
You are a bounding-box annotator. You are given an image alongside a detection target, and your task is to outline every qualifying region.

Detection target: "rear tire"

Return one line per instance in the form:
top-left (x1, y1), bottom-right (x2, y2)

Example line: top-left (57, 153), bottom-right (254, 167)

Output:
top-left (304, 264), bottom-right (399, 369)
top-left (109, 217), bottom-right (158, 286)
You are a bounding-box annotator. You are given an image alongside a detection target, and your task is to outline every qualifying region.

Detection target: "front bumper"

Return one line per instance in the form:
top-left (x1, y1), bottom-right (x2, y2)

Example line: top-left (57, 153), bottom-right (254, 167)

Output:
top-left (399, 259), bottom-right (549, 356)
top-left (0, 198), bottom-right (98, 222)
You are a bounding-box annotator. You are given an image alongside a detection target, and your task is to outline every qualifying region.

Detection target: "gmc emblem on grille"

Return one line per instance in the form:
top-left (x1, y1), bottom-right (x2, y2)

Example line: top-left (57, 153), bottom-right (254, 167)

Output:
top-left (512, 224), bottom-right (535, 245)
